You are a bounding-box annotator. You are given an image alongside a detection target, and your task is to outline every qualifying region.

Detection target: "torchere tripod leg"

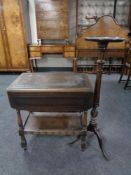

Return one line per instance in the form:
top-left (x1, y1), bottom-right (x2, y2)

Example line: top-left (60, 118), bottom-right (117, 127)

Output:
top-left (87, 124), bottom-right (109, 160)
top-left (93, 128), bottom-right (109, 160)
top-left (69, 135), bottom-right (81, 145)
top-left (69, 129), bottom-right (87, 151)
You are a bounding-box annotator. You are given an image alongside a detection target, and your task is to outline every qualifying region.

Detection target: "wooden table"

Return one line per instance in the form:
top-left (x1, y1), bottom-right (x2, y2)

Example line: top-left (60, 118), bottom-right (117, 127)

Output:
top-left (28, 44), bottom-right (76, 72)
top-left (7, 72), bottom-right (93, 151)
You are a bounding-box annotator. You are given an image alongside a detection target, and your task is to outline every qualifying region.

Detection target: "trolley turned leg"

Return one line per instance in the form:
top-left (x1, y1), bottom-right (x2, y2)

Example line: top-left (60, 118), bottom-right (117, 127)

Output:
top-left (69, 111), bottom-right (88, 150)
top-left (16, 110), bottom-right (27, 150)
top-left (80, 111), bottom-right (88, 151)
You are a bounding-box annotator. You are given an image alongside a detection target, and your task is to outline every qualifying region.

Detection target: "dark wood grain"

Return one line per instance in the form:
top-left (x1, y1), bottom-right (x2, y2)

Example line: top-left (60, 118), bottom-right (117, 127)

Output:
top-left (76, 15), bottom-right (129, 58)
top-left (0, 0), bottom-right (30, 71)
top-left (35, 0), bottom-right (68, 39)
top-left (7, 72), bottom-right (93, 112)
top-left (24, 112), bottom-right (82, 136)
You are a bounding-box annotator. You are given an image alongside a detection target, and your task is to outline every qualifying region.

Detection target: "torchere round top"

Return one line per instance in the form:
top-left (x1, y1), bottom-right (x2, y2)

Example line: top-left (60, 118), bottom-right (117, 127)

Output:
top-left (85, 36), bottom-right (125, 49)
top-left (85, 36), bottom-right (125, 43)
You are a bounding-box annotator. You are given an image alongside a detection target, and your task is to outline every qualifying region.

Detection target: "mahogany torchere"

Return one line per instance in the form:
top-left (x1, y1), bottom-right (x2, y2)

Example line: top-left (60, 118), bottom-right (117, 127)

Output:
top-left (84, 36), bottom-right (124, 159)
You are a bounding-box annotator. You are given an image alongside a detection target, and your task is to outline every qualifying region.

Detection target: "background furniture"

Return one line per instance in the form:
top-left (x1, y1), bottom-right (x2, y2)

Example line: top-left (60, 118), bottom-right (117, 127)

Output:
top-left (76, 15), bottom-right (129, 73)
top-left (28, 44), bottom-right (76, 72)
top-left (0, 0), bottom-right (31, 72)
top-left (0, 0), bottom-right (130, 72)
top-left (35, 0), bottom-right (68, 40)
top-left (119, 39), bottom-right (131, 89)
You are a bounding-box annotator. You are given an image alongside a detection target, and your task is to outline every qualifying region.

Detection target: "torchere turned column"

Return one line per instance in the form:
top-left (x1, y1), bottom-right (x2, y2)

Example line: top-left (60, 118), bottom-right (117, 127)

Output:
top-left (85, 36), bottom-right (125, 159)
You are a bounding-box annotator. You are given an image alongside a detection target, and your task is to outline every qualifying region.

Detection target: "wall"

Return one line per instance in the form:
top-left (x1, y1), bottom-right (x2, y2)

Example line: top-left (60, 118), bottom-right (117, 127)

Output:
top-left (78, 0), bottom-right (130, 27)
top-left (68, 0), bottom-right (76, 44)
top-left (28, 0), bottom-right (37, 43)
top-left (21, 0), bottom-right (31, 43)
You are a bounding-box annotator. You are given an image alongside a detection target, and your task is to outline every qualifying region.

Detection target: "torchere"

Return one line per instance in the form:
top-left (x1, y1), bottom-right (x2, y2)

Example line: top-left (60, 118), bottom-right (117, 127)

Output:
top-left (86, 36), bottom-right (125, 159)
top-left (71, 36), bottom-right (124, 160)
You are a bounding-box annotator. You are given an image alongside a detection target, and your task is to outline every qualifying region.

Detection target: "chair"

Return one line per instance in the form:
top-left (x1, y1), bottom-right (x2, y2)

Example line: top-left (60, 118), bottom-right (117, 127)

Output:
top-left (119, 39), bottom-right (131, 89)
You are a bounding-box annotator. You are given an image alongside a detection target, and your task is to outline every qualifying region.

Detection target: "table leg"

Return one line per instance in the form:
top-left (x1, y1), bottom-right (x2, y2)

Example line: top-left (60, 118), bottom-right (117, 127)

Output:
top-left (69, 111), bottom-right (88, 150)
top-left (34, 59), bottom-right (38, 71)
top-left (81, 111), bottom-right (88, 151)
top-left (16, 110), bottom-right (27, 150)
top-left (73, 58), bottom-right (77, 72)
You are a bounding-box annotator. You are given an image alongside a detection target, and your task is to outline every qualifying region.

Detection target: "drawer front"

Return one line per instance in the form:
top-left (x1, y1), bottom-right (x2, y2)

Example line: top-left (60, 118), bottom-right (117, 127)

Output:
top-left (41, 46), bottom-right (64, 53)
top-left (29, 46), bottom-right (41, 52)
top-left (64, 45), bottom-right (75, 52)
top-left (30, 52), bottom-right (42, 57)
top-left (64, 52), bottom-right (75, 58)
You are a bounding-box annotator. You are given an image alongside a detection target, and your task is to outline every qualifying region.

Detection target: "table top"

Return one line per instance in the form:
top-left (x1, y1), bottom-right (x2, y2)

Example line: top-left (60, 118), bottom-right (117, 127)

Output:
top-left (7, 72), bottom-right (93, 93)
top-left (85, 36), bottom-right (125, 43)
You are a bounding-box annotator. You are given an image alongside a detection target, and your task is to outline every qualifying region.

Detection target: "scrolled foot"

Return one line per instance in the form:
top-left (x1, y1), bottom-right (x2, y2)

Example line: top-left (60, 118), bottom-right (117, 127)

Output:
top-left (69, 135), bottom-right (81, 145)
top-left (87, 124), bottom-right (109, 160)
top-left (93, 128), bottom-right (109, 160)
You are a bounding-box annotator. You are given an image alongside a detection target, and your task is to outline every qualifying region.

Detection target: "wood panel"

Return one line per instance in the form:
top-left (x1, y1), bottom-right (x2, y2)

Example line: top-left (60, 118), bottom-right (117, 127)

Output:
top-left (129, 3), bottom-right (131, 35)
top-left (76, 16), bottom-right (129, 50)
top-left (24, 112), bottom-right (82, 136)
top-left (0, 7), bottom-right (7, 69)
top-left (0, 0), bottom-right (30, 71)
top-left (41, 45), bottom-right (64, 53)
top-left (35, 0), bottom-right (68, 39)
top-left (35, 0), bottom-right (68, 12)
top-left (2, 0), bottom-right (28, 69)
top-left (0, 29), bottom-right (7, 68)
top-left (29, 44), bottom-right (75, 58)
top-left (30, 52), bottom-right (42, 57)
top-left (0, 0), bottom-right (9, 69)
top-left (64, 45), bottom-right (75, 58)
